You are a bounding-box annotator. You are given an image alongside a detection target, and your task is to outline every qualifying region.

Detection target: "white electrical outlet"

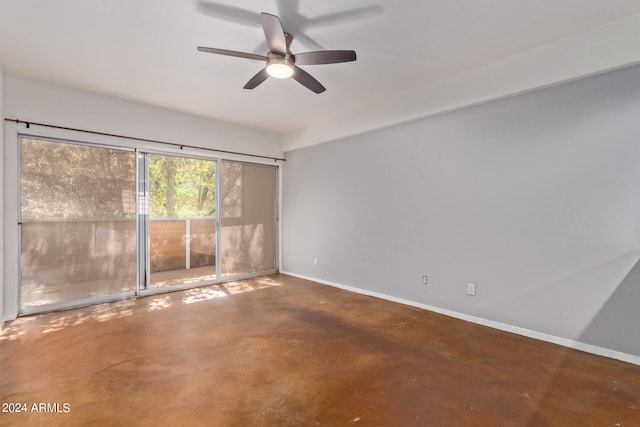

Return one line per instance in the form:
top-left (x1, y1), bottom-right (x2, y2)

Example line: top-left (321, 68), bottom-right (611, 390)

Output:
top-left (313, 258), bottom-right (318, 266)
top-left (467, 283), bottom-right (476, 296)
top-left (422, 275), bottom-right (428, 285)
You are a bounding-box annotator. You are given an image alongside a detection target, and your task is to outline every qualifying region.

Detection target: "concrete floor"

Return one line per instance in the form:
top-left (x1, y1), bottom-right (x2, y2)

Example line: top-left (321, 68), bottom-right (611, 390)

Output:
top-left (1, 274), bottom-right (639, 426)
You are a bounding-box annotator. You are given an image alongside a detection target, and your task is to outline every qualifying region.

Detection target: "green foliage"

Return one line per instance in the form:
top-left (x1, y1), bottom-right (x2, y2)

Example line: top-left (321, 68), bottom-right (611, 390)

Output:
top-left (149, 155), bottom-right (217, 218)
top-left (21, 139), bottom-right (220, 221)
top-left (21, 138), bottom-right (136, 220)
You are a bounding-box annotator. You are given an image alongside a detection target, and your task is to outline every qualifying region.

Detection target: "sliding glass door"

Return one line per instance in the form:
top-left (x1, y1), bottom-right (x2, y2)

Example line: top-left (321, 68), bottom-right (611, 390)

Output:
top-left (142, 153), bottom-right (218, 289)
top-left (19, 137), bottom-right (278, 312)
top-left (220, 161), bottom-right (277, 277)
top-left (20, 137), bottom-right (137, 311)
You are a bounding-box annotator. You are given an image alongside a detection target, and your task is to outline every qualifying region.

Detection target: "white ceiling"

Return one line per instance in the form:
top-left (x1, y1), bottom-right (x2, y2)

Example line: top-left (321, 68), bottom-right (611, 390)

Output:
top-left (2, 1), bottom-right (640, 151)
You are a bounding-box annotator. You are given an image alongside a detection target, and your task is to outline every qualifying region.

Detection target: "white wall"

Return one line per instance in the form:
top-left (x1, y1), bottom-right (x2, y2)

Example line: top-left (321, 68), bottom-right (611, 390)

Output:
top-left (3, 75), bottom-right (282, 159)
top-left (2, 74), bottom-right (282, 321)
top-left (282, 63), bottom-right (640, 361)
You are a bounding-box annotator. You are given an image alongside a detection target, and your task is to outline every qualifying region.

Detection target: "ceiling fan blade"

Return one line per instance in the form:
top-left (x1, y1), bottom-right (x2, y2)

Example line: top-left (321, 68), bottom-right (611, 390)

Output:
top-left (254, 40), bottom-right (269, 56)
top-left (295, 33), bottom-right (325, 51)
top-left (261, 13), bottom-right (287, 55)
top-left (295, 50), bottom-right (357, 65)
top-left (197, 2), bottom-right (261, 28)
top-left (292, 66), bottom-right (326, 94)
top-left (243, 68), bottom-right (270, 90)
top-left (197, 47), bottom-right (266, 61)
top-left (307, 6), bottom-right (383, 28)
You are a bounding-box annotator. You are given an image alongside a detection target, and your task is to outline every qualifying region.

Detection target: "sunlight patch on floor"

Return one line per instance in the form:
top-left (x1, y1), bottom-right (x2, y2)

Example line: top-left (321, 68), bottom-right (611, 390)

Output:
top-left (1, 276), bottom-right (284, 339)
top-left (0, 299), bottom-right (137, 340)
top-left (149, 295), bottom-right (172, 311)
top-left (87, 300), bottom-right (136, 323)
top-left (224, 276), bottom-right (281, 295)
top-left (182, 287), bottom-right (227, 304)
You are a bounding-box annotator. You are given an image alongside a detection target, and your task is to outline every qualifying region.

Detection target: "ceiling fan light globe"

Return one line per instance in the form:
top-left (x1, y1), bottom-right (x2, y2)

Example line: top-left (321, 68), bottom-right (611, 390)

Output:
top-left (267, 63), bottom-right (294, 79)
top-left (266, 52), bottom-right (294, 79)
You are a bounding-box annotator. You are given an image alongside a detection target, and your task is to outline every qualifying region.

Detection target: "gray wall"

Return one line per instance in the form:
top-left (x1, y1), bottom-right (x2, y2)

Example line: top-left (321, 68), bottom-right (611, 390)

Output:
top-left (282, 64), bottom-right (640, 358)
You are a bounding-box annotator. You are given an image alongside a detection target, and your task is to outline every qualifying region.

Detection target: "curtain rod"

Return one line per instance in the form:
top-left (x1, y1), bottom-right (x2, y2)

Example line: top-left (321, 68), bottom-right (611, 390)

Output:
top-left (4, 118), bottom-right (286, 162)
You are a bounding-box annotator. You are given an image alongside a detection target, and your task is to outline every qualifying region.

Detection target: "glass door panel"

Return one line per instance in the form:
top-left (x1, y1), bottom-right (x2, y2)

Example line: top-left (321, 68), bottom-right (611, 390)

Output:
top-left (147, 154), bottom-right (217, 288)
top-left (20, 137), bottom-right (137, 310)
top-left (220, 161), bottom-right (277, 277)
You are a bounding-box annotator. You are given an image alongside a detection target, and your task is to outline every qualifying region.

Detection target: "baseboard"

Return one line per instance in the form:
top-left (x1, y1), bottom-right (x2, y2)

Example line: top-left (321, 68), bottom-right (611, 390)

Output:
top-left (281, 271), bottom-right (640, 366)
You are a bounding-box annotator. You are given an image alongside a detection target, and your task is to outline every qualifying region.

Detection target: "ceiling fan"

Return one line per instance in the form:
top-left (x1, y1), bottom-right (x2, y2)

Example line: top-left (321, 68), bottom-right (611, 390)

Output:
top-left (197, 12), bottom-right (357, 94)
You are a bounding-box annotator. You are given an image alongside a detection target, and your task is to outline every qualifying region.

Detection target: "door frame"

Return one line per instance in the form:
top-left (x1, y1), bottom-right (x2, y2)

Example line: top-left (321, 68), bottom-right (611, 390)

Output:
top-left (4, 123), bottom-right (280, 319)
top-left (17, 134), bottom-right (138, 315)
top-left (137, 150), bottom-right (222, 297)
